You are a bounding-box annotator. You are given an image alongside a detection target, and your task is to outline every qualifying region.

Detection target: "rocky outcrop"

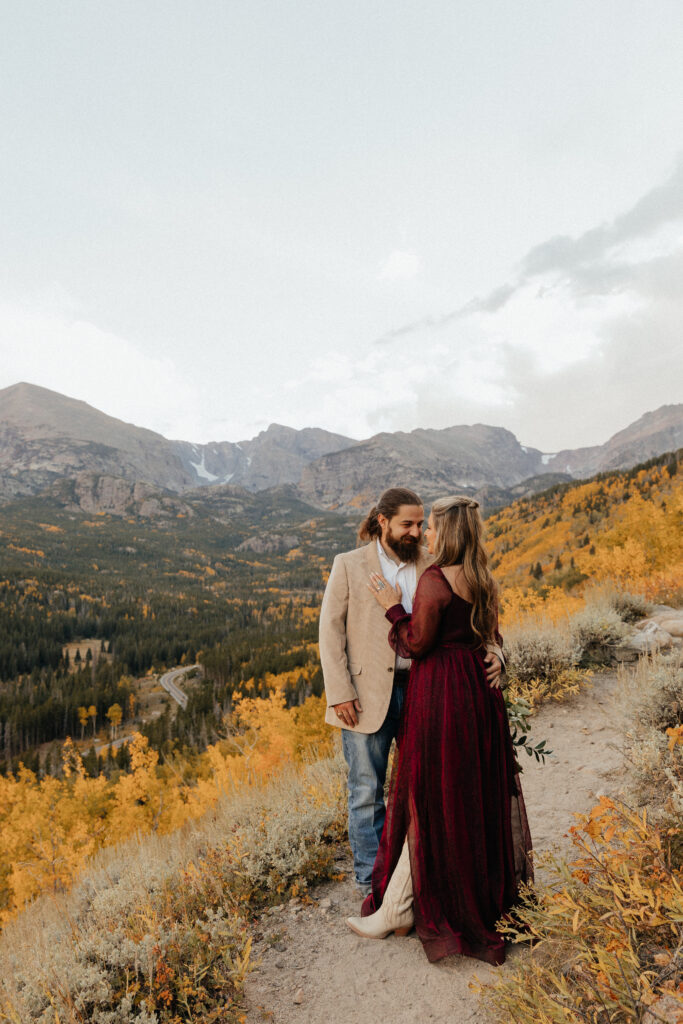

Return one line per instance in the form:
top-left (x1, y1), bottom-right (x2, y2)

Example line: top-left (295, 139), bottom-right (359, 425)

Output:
top-left (620, 621), bottom-right (675, 656)
top-left (237, 533), bottom-right (300, 554)
top-left (50, 475), bottom-right (193, 518)
top-left (582, 607), bottom-right (682, 665)
top-left (1, 383), bottom-right (680, 511)
top-left (610, 606), bottom-right (683, 661)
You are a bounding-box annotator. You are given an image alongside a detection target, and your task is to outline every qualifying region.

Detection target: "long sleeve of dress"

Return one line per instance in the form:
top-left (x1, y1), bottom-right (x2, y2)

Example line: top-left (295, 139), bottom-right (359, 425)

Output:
top-left (385, 566), bottom-right (453, 659)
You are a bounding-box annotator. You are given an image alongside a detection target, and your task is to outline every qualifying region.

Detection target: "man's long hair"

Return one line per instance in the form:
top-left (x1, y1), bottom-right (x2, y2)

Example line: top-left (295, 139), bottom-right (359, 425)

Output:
top-left (358, 487), bottom-right (423, 543)
top-left (431, 495), bottom-right (498, 645)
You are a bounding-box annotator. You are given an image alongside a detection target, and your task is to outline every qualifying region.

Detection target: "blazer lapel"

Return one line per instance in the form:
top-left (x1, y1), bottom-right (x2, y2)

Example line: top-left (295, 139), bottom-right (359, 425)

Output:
top-left (362, 539), bottom-right (382, 576)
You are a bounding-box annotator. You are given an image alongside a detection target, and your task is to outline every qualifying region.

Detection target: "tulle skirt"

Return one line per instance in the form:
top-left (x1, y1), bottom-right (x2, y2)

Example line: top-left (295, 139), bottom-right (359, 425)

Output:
top-left (362, 644), bottom-right (533, 965)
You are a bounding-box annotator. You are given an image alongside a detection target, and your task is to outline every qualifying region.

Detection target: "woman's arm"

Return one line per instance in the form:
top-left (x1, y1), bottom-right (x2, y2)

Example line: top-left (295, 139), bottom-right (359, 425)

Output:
top-left (384, 568), bottom-right (452, 659)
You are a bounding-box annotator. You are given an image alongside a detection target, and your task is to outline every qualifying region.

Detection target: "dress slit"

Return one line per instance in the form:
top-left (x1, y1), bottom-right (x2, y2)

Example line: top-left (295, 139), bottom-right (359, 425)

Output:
top-left (361, 564), bottom-right (533, 965)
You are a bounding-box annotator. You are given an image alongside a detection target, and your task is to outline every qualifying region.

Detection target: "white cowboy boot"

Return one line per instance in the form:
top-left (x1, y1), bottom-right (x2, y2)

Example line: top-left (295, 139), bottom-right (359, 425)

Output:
top-left (346, 840), bottom-right (414, 939)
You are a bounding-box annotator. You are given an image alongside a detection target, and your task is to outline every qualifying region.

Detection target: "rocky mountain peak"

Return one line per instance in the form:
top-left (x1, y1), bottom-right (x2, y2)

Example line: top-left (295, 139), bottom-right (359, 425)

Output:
top-left (0, 383), bottom-right (680, 511)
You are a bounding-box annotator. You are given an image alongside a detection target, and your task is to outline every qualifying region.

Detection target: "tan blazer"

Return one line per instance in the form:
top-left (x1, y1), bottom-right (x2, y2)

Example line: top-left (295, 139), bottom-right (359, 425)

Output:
top-left (320, 542), bottom-right (504, 734)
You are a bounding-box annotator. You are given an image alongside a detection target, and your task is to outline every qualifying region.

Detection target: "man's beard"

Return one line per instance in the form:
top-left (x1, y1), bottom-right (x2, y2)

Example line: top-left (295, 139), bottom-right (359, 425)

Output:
top-left (386, 529), bottom-right (422, 564)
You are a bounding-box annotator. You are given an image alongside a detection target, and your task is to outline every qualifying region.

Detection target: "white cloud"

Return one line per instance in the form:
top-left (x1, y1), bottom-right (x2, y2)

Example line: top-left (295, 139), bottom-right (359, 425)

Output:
top-left (267, 164), bottom-right (683, 450)
top-left (0, 299), bottom-right (199, 439)
top-left (2, 164), bottom-right (681, 455)
top-left (377, 249), bottom-right (421, 281)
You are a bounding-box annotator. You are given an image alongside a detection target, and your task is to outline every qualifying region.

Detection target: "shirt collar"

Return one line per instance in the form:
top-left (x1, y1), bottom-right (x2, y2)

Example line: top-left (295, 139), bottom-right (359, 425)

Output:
top-left (376, 537), bottom-right (406, 571)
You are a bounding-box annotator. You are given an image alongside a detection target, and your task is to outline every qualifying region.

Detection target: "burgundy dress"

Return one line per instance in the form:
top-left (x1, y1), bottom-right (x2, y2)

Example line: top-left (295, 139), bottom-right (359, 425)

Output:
top-left (361, 564), bottom-right (533, 965)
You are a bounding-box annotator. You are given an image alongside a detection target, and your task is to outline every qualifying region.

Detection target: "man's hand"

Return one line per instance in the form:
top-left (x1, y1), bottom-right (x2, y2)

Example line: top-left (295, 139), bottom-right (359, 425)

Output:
top-left (484, 652), bottom-right (503, 688)
top-left (333, 698), bottom-right (363, 727)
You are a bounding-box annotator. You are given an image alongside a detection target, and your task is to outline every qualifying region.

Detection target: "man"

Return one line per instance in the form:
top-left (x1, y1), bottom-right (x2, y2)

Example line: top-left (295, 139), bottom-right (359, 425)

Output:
top-left (319, 486), bottom-right (503, 895)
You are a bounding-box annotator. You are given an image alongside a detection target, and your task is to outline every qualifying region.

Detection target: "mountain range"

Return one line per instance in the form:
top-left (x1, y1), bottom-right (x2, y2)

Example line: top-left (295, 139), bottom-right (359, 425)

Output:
top-left (0, 382), bottom-right (681, 513)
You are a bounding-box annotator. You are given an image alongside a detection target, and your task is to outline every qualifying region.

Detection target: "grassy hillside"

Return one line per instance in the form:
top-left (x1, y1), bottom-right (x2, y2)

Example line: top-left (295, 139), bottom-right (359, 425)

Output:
top-left (488, 449), bottom-right (682, 617)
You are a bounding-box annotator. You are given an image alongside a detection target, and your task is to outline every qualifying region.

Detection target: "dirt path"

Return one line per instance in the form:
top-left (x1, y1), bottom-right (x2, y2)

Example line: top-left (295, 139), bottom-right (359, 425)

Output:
top-left (245, 670), bottom-right (624, 1024)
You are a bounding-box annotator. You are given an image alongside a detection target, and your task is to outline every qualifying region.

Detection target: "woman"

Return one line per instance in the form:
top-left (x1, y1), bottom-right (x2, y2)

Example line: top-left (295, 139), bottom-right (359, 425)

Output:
top-left (346, 495), bottom-right (532, 965)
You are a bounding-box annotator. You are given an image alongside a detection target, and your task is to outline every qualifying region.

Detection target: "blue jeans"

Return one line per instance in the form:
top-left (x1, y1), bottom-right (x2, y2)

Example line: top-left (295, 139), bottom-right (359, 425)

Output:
top-left (341, 685), bottom-right (405, 890)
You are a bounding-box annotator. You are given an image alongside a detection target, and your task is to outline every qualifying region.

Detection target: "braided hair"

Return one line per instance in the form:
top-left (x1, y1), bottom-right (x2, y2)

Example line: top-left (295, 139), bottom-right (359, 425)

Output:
top-left (430, 495), bottom-right (498, 645)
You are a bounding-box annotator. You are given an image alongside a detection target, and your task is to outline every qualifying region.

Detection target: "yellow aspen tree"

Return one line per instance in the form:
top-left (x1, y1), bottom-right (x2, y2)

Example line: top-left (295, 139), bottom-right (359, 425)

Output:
top-left (293, 694), bottom-right (335, 760)
top-left (61, 737), bottom-right (85, 778)
top-left (2, 769), bottom-right (97, 918)
top-left (232, 688), bottom-right (298, 779)
top-left (107, 734), bottom-right (185, 838)
top-left (106, 703), bottom-right (123, 741)
top-left (77, 706), bottom-right (89, 740)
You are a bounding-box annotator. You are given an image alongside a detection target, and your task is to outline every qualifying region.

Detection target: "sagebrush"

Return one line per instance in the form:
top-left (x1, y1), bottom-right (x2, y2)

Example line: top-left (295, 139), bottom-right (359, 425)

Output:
top-left (619, 653), bottom-right (683, 818)
top-left (482, 798), bottom-right (683, 1024)
top-left (504, 620), bottom-right (584, 708)
top-left (0, 753), bottom-right (347, 1024)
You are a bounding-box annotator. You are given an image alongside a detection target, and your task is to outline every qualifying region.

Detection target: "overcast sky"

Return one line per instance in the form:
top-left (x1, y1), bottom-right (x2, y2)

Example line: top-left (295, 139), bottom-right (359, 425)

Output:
top-left (1, 1), bottom-right (682, 451)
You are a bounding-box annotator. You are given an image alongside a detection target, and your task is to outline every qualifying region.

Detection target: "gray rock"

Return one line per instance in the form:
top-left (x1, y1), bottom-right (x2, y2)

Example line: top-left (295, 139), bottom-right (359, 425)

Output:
top-left (619, 621), bottom-right (673, 654)
top-left (657, 617), bottom-right (683, 638)
top-left (237, 533), bottom-right (300, 554)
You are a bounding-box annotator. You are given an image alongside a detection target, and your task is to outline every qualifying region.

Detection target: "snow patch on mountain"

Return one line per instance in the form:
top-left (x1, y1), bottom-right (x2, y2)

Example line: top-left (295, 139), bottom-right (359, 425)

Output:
top-left (190, 453), bottom-right (219, 482)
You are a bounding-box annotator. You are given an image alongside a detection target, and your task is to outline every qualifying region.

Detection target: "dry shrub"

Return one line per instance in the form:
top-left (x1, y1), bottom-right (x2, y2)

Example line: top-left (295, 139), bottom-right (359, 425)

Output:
top-left (211, 752), bottom-right (347, 904)
top-left (501, 581), bottom-right (656, 707)
top-left (569, 603), bottom-right (628, 649)
top-left (505, 622), bottom-right (581, 683)
top-left (582, 581), bottom-right (652, 623)
top-left (619, 653), bottom-right (683, 818)
top-left (607, 589), bottom-right (652, 623)
top-left (505, 621), bottom-right (585, 709)
top-left (507, 670), bottom-right (587, 711)
top-left (0, 753), bottom-right (347, 1024)
top-left (482, 798), bottom-right (683, 1024)
top-left (0, 846), bottom-right (250, 1024)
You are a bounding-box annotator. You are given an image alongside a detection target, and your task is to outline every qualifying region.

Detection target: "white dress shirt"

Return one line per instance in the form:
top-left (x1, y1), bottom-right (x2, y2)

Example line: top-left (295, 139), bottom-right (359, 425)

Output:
top-left (376, 538), bottom-right (417, 671)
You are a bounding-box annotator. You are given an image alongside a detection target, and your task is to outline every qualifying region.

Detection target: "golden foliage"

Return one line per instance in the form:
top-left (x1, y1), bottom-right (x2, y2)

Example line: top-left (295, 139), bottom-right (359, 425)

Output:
top-left (500, 586), bottom-right (585, 629)
top-left (0, 754), bottom-right (346, 1022)
top-left (483, 798), bottom-right (683, 1023)
top-left (507, 669), bottom-right (587, 711)
top-left (0, 676), bottom-right (335, 923)
top-left (489, 457), bottom-right (683, 614)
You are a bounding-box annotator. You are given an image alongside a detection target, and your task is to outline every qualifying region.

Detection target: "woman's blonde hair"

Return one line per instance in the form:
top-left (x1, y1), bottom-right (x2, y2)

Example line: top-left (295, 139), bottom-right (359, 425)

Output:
top-left (430, 495), bottom-right (498, 645)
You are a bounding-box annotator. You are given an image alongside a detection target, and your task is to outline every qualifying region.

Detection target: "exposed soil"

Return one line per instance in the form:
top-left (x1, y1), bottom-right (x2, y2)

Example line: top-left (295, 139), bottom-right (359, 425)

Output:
top-left (245, 670), bottom-right (625, 1024)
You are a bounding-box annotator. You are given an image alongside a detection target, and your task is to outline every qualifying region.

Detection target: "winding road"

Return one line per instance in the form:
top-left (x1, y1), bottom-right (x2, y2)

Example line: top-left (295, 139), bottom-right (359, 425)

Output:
top-left (93, 664), bottom-right (200, 753)
top-left (158, 664), bottom-right (201, 710)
